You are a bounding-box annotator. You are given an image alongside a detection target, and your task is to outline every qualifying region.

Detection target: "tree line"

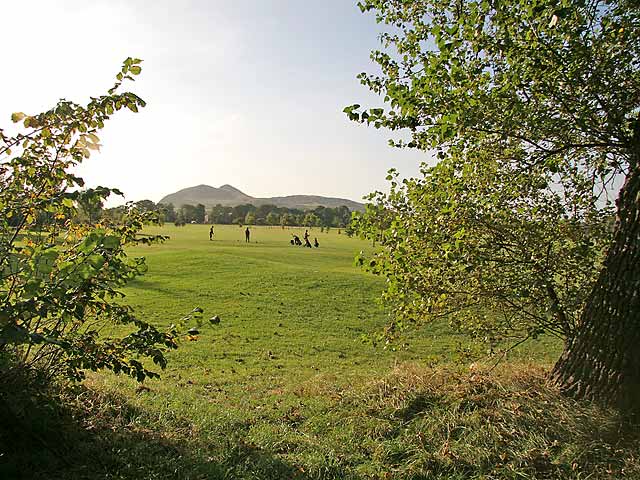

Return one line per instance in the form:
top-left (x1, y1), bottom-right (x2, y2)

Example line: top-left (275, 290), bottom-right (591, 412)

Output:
top-left (4, 195), bottom-right (355, 231)
top-left (101, 201), bottom-right (354, 228)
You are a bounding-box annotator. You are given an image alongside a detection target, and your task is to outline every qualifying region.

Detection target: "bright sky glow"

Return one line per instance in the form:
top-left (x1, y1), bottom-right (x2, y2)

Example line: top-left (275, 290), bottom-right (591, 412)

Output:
top-left (1, 0), bottom-right (431, 205)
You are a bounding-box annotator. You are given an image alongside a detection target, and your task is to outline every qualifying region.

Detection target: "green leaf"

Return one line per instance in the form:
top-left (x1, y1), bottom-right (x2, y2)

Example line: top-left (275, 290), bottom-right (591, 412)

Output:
top-left (78, 233), bottom-right (100, 253)
top-left (0, 323), bottom-right (29, 345)
top-left (11, 112), bottom-right (26, 123)
top-left (87, 253), bottom-right (106, 270)
top-left (102, 235), bottom-right (121, 249)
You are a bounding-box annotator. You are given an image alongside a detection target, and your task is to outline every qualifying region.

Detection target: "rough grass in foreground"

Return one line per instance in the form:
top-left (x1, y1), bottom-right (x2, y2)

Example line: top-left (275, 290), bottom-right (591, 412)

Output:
top-left (2, 363), bottom-right (638, 479)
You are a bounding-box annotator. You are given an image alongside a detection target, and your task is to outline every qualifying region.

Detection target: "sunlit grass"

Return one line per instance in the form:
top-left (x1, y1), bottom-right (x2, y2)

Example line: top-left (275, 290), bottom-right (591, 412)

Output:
top-left (5, 224), bottom-right (595, 480)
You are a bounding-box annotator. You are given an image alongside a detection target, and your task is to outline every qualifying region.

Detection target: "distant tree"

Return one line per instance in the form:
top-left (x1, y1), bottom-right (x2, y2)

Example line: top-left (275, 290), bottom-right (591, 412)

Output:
top-left (302, 213), bottom-right (319, 227)
top-left (313, 206), bottom-right (326, 224)
top-left (195, 203), bottom-right (206, 224)
top-left (233, 204), bottom-right (254, 221)
top-left (255, 204), bottom-right (274, 222)
top-left (244, 212), bottom-right (256, 225)
top-left (209, 204), bottom-right (228, 224)
top-left (157, 202), bottom-right (176, 223)
top-left (180, 204), bottom-right (197, 223)
top-left (333, 206), bottom-right (352, 228)
top-left (174, 211), bottom-right (185, 227)
top-left (76, 188), bottom-right (105, 224)
top-left (134, 199), bottom-right (157, 212)
top-left (102, 205), bottom-right (127, 224)
top-left (266, 212), bottom-right (279, 225)
top-left (314, 206), bottom-right (336, 228)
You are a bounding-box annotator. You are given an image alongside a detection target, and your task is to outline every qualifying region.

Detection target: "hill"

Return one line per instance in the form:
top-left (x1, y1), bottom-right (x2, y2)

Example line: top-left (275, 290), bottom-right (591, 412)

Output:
top-left (158, 184), bottom-right (365, 211)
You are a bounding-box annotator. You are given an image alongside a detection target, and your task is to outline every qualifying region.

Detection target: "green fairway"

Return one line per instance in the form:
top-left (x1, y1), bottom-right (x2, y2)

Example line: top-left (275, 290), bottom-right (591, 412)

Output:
top-left (103, 224), bottom-right (470, 397)
top-left (115, 225), bottom-right (557, 385)
top-left (52, 224), bottom-right (567, 479)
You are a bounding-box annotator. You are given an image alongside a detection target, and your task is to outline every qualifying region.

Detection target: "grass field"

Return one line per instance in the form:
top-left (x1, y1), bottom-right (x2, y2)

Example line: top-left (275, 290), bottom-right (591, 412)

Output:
top-left (115, 224), bottom-right (558, 387)
top-left (4, 225), bottom-right (638, 480)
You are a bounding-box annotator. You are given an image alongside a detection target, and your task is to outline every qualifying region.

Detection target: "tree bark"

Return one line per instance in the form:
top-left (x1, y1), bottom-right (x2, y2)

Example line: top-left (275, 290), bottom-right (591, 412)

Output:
top-left (551, 127), bottom-right (640, 411)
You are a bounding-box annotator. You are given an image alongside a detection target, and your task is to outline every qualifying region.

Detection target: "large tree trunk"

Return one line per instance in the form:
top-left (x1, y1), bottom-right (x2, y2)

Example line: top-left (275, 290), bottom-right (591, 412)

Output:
top-left (551, 131), bottom-right (640, 411)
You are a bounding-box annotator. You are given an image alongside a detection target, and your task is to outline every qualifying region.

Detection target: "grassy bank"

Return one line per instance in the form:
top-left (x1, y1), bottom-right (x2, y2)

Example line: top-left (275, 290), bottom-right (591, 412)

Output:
top-left (2, 363), bottom-right (638, 479)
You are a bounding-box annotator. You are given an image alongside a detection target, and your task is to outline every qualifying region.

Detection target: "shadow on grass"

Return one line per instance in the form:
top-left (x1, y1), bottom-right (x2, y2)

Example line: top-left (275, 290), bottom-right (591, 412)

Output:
top-left (124, 278), bottom-right (178, 297)
top-left (4, 363), bottom-right (639, 480)
top-left (0, 380), bottom-right (309, 480)
top-left (395, 393), bottom-right (441, 422)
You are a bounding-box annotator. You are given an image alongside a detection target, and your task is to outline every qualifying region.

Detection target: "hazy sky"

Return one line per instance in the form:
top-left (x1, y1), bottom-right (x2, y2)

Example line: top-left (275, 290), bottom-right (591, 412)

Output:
top-left (2, 0), bottom-right (430, 205)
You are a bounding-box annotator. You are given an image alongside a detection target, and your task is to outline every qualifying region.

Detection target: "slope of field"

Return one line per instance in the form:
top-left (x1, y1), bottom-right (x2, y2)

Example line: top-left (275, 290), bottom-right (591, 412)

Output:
top-left (116, 225), bottom-right (497, 381)
top-left (10, 226), bottom-right (636, 480)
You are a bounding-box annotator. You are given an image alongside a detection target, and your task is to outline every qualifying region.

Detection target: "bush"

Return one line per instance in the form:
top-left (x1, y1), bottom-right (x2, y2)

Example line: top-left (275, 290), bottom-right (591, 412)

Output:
top-left (0, 59), bottom-right (203, 384)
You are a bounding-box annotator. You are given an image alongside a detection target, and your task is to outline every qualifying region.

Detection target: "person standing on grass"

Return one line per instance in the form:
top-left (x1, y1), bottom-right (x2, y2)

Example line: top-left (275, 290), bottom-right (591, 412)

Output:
top-left (245, 227), bottom-right (250, 243)
top-left (209, 225), bottom-right (214, 241)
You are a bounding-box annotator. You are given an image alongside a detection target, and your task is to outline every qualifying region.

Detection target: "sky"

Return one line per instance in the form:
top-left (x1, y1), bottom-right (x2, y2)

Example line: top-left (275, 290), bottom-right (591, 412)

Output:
top-left (1, 0), bottom-right (431, 205)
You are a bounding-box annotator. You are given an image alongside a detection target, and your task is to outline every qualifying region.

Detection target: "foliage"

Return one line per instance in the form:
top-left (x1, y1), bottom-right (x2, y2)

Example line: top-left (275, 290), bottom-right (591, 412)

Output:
top-left (245, 211), bottom-right (257, 225)
top-left (354, 153), bottom-right (612, 345)
top-left (348, 0), bottom-right (639, 344)
top-left (0, 59), bottom-right (205, 383)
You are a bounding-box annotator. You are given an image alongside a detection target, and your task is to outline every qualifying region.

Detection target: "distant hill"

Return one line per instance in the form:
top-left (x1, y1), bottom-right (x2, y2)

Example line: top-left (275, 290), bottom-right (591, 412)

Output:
top-left (159, 184), bottom-right (365, 211)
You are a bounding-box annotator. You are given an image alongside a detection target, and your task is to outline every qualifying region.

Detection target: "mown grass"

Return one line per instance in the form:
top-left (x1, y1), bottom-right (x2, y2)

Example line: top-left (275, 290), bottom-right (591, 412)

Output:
top-left (2, 225), bottom-right (636, 479)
